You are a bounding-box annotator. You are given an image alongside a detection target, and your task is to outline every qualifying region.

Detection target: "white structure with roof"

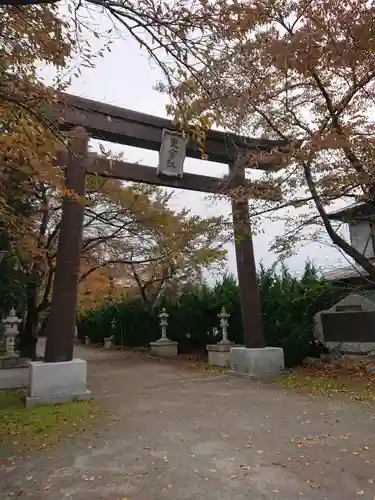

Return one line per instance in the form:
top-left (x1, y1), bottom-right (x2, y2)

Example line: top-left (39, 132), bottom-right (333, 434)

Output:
top-left (324, 202), bottom-right (375, 284)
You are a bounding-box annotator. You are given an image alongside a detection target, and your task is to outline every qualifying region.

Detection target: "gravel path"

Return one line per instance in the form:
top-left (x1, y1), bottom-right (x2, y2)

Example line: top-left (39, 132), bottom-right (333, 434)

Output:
top-left (1, 341), bottom-right (375, 499)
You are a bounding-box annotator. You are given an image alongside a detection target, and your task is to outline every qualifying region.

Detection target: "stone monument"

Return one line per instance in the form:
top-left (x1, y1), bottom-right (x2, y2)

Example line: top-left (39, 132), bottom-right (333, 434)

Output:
top-left (314, 293), bottom-right (375, 354)
top-left (150, 308), bottom-right (178, 358)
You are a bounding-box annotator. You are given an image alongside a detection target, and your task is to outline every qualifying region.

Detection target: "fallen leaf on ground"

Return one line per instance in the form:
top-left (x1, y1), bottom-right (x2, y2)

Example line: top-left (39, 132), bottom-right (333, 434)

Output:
top-left (306, 481), bottom-right (320, 488)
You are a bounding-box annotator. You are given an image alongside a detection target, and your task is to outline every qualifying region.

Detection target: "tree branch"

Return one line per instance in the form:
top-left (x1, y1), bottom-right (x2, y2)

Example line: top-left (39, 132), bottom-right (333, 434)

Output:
top-left (0, 0), bottom-right (58, 4)
top-left (79, 256), bottom-right (164, 282)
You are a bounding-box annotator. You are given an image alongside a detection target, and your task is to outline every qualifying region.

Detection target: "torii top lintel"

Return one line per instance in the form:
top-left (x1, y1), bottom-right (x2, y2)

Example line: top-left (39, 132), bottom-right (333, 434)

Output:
top-left (57, 94), bottom-right (287, 167)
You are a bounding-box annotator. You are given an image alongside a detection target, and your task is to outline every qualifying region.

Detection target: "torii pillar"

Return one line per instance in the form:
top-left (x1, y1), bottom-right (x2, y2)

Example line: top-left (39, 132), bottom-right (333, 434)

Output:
top-left (26, 127), bottom-right (91, 407)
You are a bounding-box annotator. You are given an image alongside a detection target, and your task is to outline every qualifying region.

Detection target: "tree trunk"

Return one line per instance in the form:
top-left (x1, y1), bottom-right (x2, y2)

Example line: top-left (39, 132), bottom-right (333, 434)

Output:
top-left (18, 278), bottom-right (39, 360)
top-left (19, 312), bottom-right (39, 360)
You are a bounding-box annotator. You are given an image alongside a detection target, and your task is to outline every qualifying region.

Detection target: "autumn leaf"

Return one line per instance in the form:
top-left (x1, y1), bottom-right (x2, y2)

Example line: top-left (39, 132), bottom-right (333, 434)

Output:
top-left (0, 389), bottom-right (103, 451)
top-left (165, 0), bottom-right (375, 280)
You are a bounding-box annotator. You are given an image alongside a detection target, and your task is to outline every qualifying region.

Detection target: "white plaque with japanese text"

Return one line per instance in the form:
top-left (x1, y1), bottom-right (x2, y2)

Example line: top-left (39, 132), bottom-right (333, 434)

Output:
top-left (157, 129), bottom-right (187, 178)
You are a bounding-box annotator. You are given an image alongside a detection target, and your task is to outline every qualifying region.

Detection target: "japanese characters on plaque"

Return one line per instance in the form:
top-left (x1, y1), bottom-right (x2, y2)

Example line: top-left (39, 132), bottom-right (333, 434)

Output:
top-left (157, 129), bottom-right (187, 178)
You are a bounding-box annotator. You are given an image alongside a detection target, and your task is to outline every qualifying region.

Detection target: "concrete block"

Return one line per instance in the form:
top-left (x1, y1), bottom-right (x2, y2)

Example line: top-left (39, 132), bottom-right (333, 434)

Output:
top-left (0, 367), bottom-right (29, 389)
top-left (150, 341), bottom-right (178, 358)
top-left (26, 358), bottom-right (91, 407)
top-left (230, 347), bottom-right (285, 378)
top-left (207, 344), bottom-right (242, 368)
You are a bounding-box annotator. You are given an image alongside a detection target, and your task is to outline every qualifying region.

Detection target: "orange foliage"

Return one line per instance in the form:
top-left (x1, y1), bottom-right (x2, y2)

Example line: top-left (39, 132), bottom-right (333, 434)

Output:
top-left (77, 261), bottom-right (140, 311)
top-left (163, 0), bottom-right (375, 279)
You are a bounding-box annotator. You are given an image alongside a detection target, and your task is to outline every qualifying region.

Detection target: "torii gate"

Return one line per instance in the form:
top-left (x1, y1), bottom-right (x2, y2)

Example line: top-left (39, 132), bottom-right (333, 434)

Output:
top-left (43, 94), bottom-right (287, 362)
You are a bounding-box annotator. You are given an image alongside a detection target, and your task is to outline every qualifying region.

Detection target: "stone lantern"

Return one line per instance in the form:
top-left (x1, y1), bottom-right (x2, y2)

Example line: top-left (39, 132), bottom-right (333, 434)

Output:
top-left (158, 308), bottom-right (170, 342)
top-left (206, 306), bottom-right (242, 368)
top-left (2, 309), bottom-right (22, 356)
top-left (150, 308), bottom-right (178, 358)
top-left (218, 307), bottom-right (231, 345)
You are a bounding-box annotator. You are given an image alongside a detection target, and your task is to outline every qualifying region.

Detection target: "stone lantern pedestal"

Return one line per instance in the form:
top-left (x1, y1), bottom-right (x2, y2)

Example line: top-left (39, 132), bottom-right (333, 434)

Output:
top-left (150, 340), bottom-right (178, 358)
top-left (207, 343), bottom-right (241, 368)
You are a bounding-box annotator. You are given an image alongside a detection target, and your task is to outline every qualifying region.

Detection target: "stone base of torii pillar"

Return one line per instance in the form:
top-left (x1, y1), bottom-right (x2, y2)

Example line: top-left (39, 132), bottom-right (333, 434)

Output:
top-left (26, 358), bottom-right (91, 408)
top-left (229, 347), bottom-right (285, 378)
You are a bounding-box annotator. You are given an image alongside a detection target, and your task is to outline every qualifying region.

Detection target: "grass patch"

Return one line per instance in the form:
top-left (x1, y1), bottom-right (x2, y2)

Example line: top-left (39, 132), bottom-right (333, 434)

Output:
top-left (270, 365), bottom-right (375, 403)
top-left (0, 390), bottom-right (102, 451)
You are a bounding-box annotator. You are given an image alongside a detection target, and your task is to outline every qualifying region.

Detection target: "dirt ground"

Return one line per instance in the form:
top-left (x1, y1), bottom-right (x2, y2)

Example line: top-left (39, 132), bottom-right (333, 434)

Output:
top-left (1, 341), bottom-right (375, 499)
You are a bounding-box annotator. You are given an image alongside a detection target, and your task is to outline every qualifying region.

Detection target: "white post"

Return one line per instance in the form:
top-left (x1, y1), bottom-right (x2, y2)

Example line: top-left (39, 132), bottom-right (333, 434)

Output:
top-left (2, 308), bottom-right (22, 356)
top-left (218, 306), bottom-right (231, 345)
top-left (158, 308), bottom-right (170, 342)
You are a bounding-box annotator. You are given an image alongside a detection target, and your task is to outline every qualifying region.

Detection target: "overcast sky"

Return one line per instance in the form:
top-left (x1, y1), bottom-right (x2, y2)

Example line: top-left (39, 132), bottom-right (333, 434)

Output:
top-left (59, 28), bottom-right (348, 278)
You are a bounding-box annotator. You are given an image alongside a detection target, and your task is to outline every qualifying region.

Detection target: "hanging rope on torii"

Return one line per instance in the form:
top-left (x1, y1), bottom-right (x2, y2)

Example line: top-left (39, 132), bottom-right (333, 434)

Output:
top-left (43, 94), bottom-right (288, 363)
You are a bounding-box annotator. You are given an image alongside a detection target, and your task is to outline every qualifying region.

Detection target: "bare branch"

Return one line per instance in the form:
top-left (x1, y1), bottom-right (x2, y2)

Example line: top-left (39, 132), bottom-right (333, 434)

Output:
top-left (79, 255), bottom-right (164, 282)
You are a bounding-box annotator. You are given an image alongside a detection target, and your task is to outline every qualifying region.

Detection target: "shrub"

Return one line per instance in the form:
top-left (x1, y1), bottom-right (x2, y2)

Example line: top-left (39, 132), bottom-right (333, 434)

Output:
top-left (78, 263), bottom-right (346, 366)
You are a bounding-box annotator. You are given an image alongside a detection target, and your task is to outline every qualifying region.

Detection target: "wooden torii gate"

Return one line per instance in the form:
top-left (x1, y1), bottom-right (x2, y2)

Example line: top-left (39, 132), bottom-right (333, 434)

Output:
top-left (43, 94), bottom-right (286, 362)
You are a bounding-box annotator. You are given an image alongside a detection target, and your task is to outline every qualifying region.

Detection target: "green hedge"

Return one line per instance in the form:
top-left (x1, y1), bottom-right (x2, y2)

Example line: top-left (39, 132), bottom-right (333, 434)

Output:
top-left (78, 263), bottom-right (346, 366)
